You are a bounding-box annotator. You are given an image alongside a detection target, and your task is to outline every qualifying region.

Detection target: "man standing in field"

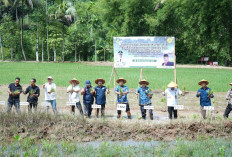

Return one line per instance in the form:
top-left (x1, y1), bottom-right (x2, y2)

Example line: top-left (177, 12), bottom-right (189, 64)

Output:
top-left (94, 78), bottom-right (109, 118)
top-left (114, 78), bottom-right (131, 119)
top-left (136, 79), bottom-right (153, 120)
top-left (163, 82), bottom-right (183, 119)
top-left (196, 79), bottom-right (214, 119)
top-left (23, 78), bottom-right (40, 113)
top-left (7, 77), bottom-right (23, 113)
top-left (223, 83), bottom-right (232, 118)
top-left (81, 80), bottom-right (94, 118)
top-left (67, 78), bottom-right (83, 115)
top-left (43, 76), bottom-right (57, 114)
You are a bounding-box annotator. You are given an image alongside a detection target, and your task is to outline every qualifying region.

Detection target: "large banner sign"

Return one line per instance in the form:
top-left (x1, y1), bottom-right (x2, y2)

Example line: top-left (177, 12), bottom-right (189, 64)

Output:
top-left (114, 37), bottom-right (175, 68)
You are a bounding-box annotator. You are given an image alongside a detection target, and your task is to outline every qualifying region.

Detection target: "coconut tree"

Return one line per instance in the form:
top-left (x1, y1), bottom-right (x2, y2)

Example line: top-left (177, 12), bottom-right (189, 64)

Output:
top-left (13, 0), bottom-right (41, 61)
top-left (54, 1), bottom-right (76, 62)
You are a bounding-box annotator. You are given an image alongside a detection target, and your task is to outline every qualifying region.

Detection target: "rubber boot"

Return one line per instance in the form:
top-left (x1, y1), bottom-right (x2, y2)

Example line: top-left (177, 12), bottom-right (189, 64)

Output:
top-left (117, 114), bottom-right (121, 119)
top-left (150, 114), bottom-right (153, 120)
top-left (127, 111), bottom-right (132, 119)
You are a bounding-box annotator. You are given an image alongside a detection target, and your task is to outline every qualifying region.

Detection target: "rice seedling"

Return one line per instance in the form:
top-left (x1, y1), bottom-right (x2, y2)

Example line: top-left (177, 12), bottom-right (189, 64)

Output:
top-left (160, 98), bottom-right (166, 103)
top-left (119, 87), bottom-right (123, 98)
top-left (50, 87), bottom-right (55, 93)
top-left (207, 89), bottom-right (214, 96)
top-left (13, 90), bottom-right (20, 94)
top-left (29, 89), bottom-right (35, 98)
top-left (89, 86), bottom-right (95, 94)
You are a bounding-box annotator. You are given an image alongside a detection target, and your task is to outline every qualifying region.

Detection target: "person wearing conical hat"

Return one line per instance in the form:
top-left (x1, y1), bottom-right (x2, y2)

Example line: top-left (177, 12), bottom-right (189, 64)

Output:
top-left (196, 79), bottom-right (214, 119)
top-left (114, 78), bottom-right (131, 119)
top-left (43, 76), bottom-right (57, 114)
top-left (223, 83), bottom-right (232, 118)
top-left (93, 78), bottom-right (109, 118)
top-left (67, 78), bottom-right (83, 115)
top-left (163, 82), bottom-right (183, 119)
top-left (136, 79), bottom-right (153, 120)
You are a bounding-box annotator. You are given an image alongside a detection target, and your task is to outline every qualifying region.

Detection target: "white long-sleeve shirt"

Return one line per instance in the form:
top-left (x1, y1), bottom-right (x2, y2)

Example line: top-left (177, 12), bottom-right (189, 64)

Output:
top-left (67, 85), bottom-right (80, 102)
top-left (165, 88), bottom-right (182, 106)
top-left (44, 82), bottom-right (56, 100)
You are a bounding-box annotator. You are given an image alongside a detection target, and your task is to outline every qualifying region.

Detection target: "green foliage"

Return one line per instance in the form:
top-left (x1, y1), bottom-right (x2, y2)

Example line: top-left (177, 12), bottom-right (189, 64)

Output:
top-left (1, 0), bottom-right (232, 64)
top-left (13, 134), bottom-right (21, 142)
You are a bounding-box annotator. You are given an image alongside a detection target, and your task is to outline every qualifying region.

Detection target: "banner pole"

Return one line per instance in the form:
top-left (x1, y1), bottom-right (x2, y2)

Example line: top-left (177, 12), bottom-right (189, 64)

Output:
top-left (140, 68), bottom-right (143, 81)
top-left (114, 67), bottom-right (116, 107)
top-left (174, 55), bottom-right (177, 83)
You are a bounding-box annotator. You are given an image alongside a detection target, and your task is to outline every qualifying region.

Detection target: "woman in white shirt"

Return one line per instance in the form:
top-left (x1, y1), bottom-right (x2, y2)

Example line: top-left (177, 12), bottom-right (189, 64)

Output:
top-left (67, 78), bottom-right (83, 115)
top-left (163, 82), bottom-right (183, 119)
top-left (43, 76), bottom-right (57, 114)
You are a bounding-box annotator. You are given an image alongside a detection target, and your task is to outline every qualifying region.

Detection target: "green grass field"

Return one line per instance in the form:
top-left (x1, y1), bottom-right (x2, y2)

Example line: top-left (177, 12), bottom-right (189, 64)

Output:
top-left (0, 62), bottom-right (231, 92)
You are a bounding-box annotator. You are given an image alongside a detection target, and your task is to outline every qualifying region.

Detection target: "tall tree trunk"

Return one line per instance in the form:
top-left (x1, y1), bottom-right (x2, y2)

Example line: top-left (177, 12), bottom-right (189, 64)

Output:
top-left (11, 43), bottom-right (13, 61)
top-left (46, 0), bottom-right (49, 61)
top-left (94, 40), bottom-right (96, 62)
top-left (54, 32), bottom-right (57, 62)
top-left (21, 0), bottom-right (26, 61)
top-left (0, 35), bottom-right (4, 61)
top-left (27, 14), bottom-right (29, 24)
top-left (36, 17), bottom-right (39, 62)
top-left (79, 45), bottom-right (81, 62)
top-left (62, 23), bottom-right (65, 62)
top-left (16, 8), bottom-right (19, 24)
top-left (42, 38), bottom-right (44, 62)
top-left (104, 49), bottom-right (106, 62)
top-left (54, 48), bottom-right (56, 62)
top-left (75, 43), bottom-right (77, 62)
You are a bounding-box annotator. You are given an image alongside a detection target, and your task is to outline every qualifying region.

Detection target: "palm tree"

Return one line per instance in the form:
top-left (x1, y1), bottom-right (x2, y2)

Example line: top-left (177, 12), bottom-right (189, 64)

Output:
top-left (55, 1), bottom-right (76, 62)
top-left (13, 0), bottom-right (41, 61)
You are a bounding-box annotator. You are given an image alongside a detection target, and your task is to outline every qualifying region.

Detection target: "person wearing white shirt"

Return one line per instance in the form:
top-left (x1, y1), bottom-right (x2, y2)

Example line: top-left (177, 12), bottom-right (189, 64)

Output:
top-left (163, 82), bottom-right (183, 119)
top-left (67, 78), bottom-right (83, 115)
top-left (43, 76), bottom-right (57, 114)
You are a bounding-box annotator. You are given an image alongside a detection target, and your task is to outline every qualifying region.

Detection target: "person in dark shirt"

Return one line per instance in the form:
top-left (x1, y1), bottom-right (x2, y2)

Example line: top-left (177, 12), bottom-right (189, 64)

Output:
top-left (196, 79), bottom-right (214, 119)
top-left (93, 78), bottom-right (109, 118)
top-left (162, 54), bottom-right (174, 66)
top-left (7, 77), bottom-right (23, 113)
top-left (23, 78), bottom-right (40, 113)
top-left (81, 80), bottom-right (94, 118)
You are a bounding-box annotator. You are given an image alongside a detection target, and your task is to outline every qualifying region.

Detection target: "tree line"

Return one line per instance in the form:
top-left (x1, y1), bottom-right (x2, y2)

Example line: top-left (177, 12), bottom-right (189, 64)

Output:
top-left (0, 0), bottom-right (232, 65)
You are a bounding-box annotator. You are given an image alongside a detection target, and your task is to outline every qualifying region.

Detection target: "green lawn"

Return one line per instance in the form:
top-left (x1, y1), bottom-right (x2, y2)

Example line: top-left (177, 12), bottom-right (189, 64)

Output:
top-left (0, 62), bottom-right (231, 92)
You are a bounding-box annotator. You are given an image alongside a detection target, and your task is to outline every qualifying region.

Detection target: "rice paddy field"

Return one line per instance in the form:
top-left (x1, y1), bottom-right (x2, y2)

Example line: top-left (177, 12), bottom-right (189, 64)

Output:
top-left (0, 61), bottom-right (232, 156)
top-left (0, 62), bottom-right (232, 92)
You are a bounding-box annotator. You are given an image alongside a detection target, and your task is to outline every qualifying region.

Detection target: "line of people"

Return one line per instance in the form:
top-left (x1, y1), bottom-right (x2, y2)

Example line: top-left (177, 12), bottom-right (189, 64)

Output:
top-left (5, 77), bottom-right (232, 120)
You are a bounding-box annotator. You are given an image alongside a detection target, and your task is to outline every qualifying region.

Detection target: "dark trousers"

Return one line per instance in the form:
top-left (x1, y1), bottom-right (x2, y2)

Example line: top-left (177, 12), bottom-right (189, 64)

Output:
top-left (95, 104), bottom-right (105, 117)
top-left (168, 106), bottom-right (177, 119)
top-left (224, 104), bottom-right (232, 118)
top-left (71, 102), bottom-right (83, 115)
top-left (28, 103), bottom-right (37, 112)
top-left (117, 103), bottom-right (130, 115)
top-left (7, 100), bottom-right (20, 113)
top-left (84, 103), bottom-right (93, 117)
top-left (140, 103), bottom-right (153, 119)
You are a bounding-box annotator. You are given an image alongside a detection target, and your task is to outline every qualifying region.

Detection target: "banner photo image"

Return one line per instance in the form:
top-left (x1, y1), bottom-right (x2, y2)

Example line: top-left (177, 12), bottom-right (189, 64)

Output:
top-left (114, 36), bottom-right (175, 68)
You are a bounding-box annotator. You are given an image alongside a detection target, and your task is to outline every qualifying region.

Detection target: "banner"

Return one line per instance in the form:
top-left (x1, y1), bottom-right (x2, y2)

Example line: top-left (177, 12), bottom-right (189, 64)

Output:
top-left (114, 37), bottom-right (175, 68)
